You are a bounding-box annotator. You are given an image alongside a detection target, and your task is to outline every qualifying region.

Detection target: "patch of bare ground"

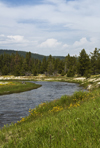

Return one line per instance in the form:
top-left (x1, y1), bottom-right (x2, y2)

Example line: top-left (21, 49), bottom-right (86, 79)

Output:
top-left (74, 77), bottom-right (86, 81)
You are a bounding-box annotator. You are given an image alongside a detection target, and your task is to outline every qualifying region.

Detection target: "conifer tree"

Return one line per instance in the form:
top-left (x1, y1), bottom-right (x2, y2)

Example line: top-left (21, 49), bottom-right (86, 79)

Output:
top-left (47, 55), bottom-right (54, 75)
top-left (47, 61), bottom-right (54, 75)
top-left (40, 57), bottom-right (47, 73)
top-left (77, 49), bottom-right (91, 76)
top-left (90, 48), bottom-right (100, 74)
top-left (58, 60), bottom-right (64, 74)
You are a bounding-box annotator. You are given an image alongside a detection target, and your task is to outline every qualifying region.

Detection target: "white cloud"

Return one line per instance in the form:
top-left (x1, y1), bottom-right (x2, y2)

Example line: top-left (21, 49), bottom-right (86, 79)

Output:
top-left (63, 44), bottom-right (69, 48)
top-left (0, 0), bottom-right (100, 55)
top-left (7, 35), bottom-right (24, 42)
top-left (0, 35), bottom-right (28, 44)
top-left (39, 38), bottom-right (62, 48)
top-left (73, 38), bottom-right (88, 47)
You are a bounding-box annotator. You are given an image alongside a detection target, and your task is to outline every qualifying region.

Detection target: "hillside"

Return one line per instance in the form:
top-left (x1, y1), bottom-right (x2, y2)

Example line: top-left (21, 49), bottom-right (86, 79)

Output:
top-left (0, 49), bottom-right (65, 61)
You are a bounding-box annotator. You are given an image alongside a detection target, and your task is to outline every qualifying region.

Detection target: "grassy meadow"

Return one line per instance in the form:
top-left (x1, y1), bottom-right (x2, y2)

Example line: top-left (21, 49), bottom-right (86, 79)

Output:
top-left (0, 81), bottom-right (41, 95)
top-left (0, 75), bottom-right (100, 147)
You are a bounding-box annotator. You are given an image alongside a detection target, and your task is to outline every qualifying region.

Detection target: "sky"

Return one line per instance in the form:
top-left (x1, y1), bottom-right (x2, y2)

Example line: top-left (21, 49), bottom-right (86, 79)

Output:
top-left (0, 0), bottom-right (100, 56)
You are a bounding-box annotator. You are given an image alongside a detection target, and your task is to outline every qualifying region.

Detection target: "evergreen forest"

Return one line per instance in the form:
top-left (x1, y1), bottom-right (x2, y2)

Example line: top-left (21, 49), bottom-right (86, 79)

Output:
top-left (0, 48), bottom-right (100, 77)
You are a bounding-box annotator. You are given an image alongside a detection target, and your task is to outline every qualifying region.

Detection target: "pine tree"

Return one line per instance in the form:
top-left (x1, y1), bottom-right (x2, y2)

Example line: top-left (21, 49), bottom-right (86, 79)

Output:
top-left (2, 65), bottom-right (9, 75)
top-left (77, 49), bottom-right (91, 76)
top-left (58, 60), bottom-right (64, 74)
top-left (90, 48), bottom-right (100, 74)
top-left (47, 61), bottom-right (54, 75)
top-left (14, 52), bottom-right (22, 76)
top-left (65, 54), bottom-right (77, 74)
top-left (40, 57), bottom-right (47, 74)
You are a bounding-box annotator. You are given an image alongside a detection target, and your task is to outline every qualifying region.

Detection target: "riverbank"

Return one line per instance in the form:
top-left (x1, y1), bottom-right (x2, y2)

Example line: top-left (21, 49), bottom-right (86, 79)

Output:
top-left (0, 86), bottom-right (100, 147)
top-left (0, 81), bottom-right (41, 95)
top-left (0, 74), bottom-right (100, 90)
top-left (0, 75), bottom-right (100, 147)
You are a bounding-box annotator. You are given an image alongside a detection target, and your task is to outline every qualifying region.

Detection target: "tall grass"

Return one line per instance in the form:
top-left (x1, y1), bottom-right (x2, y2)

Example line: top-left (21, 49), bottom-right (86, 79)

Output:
top-left (0, 88), bottom-right (100, 147)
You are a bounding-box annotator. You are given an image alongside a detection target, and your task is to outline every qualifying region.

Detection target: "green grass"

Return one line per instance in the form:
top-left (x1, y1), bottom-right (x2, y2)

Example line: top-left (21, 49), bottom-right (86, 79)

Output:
top-left (0, 88), bottom-right (100, 147)
top-left (0, 81), bottom-right (41, 95)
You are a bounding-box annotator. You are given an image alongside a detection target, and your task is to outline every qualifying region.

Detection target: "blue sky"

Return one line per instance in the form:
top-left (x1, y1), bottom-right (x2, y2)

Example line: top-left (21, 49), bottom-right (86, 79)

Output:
top-left (0, 0), bottom-right (100, 56)
top-left (0, 0), bottom-right (43, 6)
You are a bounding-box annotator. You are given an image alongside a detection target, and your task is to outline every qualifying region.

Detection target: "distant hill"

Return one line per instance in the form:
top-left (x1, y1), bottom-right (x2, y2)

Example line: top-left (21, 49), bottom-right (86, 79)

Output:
top-left (0, 49), bottom-right (65, 61)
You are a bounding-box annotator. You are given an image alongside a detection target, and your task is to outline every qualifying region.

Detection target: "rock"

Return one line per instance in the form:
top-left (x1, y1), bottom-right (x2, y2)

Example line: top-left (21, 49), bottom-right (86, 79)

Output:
top-left (87, 84), bottom-right (92, 90)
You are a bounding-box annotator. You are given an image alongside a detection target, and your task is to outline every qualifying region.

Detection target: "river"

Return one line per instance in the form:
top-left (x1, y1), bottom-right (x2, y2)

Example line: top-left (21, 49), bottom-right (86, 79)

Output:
top-left (0, 81), bottom-right (85, 128)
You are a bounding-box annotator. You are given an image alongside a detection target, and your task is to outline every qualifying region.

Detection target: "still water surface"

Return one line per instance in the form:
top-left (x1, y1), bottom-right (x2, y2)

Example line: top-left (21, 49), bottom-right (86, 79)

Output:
top-left (0, 81), bottom-right (85, 128)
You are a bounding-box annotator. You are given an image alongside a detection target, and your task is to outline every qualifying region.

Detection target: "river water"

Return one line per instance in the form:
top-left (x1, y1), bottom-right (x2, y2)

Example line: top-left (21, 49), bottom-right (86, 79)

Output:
top-left (0, 81), bottom-right (85, 128)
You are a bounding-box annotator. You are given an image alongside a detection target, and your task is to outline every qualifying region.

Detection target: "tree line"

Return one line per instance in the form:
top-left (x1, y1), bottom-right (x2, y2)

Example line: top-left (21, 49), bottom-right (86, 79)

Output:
top-left (0, 48), bottom-right (100, 77)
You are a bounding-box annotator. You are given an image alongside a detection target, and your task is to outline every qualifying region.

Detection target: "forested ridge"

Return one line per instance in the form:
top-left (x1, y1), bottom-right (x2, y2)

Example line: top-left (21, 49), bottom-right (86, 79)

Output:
top-left (0, 48), bottom-right (100, 77)
top-left (0, 49), bottom-right (65, 61)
